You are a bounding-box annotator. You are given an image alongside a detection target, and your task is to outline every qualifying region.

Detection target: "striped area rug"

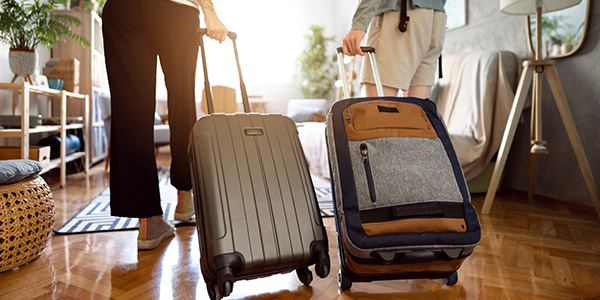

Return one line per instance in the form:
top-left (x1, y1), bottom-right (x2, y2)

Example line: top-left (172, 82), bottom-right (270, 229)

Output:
top-left (54, 169), bottom-right (333, 234)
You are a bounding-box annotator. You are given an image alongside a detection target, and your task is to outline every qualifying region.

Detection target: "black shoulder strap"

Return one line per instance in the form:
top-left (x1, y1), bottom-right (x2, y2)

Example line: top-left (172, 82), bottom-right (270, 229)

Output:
top-left (398, 0), bottom-right (410, 32)
top-left (439, 55), bottom-right (443, 78)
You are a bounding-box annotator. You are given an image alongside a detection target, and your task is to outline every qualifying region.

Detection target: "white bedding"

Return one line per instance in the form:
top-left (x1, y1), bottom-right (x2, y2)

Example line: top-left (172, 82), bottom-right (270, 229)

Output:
top-left (297, 122), bottom-right (330, 179)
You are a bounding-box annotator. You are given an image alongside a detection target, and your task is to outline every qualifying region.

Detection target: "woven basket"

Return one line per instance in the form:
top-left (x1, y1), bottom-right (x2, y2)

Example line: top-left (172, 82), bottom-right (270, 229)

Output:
top-left (43, 58), bottom-right (80, 93)
top-left (0, 176), bottom-right (54, 272)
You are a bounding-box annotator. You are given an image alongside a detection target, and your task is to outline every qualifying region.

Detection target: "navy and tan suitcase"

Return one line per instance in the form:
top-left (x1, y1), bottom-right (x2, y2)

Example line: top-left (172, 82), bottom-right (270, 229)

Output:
top-left (188, 30), bottom-right (330, 300)
top-left (326, 47), bottom-right (481, 290)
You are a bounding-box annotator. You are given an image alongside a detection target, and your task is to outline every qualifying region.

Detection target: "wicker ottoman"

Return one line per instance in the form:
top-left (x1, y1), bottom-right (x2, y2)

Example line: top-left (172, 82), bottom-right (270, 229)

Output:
top-left (0, 175), bottom-right (54, 272)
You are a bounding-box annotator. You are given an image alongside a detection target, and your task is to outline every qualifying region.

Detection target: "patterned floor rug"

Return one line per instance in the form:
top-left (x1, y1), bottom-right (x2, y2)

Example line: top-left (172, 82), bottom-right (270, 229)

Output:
top-left (54, 168), bottom-right (333, 234)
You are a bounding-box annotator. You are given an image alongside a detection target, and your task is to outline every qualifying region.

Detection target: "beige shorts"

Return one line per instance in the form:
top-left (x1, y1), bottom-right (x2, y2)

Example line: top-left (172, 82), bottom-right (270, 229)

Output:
top-left (360, 8), bottom-right (447, 91)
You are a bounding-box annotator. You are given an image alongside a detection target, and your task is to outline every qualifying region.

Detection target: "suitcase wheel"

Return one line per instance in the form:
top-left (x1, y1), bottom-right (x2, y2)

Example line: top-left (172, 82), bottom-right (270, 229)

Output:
top-left (443, 271), bottom-right (458, 285)
top-left (206, 282), bottom-right (220, 300)
top-left (296, 267), bottom-right (313, 286)
top-left (221, 281), bottom-right (233, 297)
top-left (337, 270), bottom-right (352, 291)
top-left (217, 267), bottom-right (234, 297)
top-left (315, 251), bottom-right (331, 278)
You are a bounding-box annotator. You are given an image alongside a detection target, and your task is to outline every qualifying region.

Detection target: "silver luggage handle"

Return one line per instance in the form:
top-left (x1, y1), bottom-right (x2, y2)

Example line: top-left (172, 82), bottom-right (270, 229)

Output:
top-left (336, 47), bottom-right (384, 98)
top-left (197, 28), bottom-right (237, 41)
top-left (198, 28), bottom-right (250, 114)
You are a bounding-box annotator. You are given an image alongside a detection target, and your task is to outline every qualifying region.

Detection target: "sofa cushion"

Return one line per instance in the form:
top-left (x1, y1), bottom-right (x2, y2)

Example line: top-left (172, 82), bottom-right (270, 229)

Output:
top-left (0, 160), bottom-right (43, 185)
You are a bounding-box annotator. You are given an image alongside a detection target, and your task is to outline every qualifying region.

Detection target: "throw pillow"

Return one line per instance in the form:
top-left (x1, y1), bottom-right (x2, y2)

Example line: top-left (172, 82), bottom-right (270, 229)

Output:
top-left (0, 160), bottom-right (43, 185)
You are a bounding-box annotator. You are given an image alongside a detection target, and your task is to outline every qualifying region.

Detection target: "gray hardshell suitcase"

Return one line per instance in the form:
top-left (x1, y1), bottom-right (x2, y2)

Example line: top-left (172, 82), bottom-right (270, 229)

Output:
top-left (188, 30), bottom-right (330, 300)
top-left (327, 47), bottom-right (481, 290)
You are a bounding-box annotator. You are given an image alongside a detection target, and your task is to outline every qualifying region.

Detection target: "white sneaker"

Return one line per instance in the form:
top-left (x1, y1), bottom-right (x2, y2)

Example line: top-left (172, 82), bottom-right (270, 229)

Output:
top-left (174, 190), bottom-right (195, 221)
top-left (137, 217), bottom-right (175, 250)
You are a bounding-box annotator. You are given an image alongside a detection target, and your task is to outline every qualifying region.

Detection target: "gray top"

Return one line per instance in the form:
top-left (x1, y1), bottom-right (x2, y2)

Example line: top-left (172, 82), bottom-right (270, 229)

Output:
top-left (352, 0), bottom-right (447, 31)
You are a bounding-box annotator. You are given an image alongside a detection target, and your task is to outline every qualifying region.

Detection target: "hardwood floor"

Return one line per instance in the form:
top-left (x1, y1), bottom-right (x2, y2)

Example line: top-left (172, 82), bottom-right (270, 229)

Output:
top-left (1, 148), bottom-right (600, 299)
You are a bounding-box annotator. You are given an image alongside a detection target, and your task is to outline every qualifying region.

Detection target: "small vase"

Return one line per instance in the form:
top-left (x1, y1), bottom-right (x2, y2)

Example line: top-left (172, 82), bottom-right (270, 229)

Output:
top-left (8, 48), bottom-right (38, 76)
top-left (551, 44), bottom-right (561, 57)
top-left (560, 43), bottom-right (572, 55)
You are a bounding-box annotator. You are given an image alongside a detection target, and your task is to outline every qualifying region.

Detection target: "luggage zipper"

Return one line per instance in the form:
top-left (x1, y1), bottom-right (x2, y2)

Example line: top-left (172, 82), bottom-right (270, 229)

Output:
top-left (346, 112), bottom-right (352, 124)
top-left (360, 143), bottom-right (377, 202)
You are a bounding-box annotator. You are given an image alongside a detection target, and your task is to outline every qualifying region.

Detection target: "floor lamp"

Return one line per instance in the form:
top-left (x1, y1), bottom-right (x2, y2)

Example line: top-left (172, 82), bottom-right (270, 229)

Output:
top-left (481, 0), bottom-right (600, 219)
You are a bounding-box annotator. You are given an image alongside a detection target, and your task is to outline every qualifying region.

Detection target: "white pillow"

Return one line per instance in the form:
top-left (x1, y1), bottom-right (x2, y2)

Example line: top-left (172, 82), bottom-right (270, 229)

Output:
top-left (286, 99), bottom-right (329, 122)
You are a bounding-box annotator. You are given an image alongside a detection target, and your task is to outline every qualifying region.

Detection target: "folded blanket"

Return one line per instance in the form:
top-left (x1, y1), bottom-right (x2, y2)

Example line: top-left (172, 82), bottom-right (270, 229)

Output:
top-left (436, 51), bottom-right (520, 180)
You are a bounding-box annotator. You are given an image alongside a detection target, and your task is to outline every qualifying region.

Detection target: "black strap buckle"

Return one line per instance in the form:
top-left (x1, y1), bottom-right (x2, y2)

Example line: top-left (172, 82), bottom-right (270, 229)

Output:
top-left (398, 16), bottom-right (410, 32)
top-left (398, 0), bottom-right (409, 32)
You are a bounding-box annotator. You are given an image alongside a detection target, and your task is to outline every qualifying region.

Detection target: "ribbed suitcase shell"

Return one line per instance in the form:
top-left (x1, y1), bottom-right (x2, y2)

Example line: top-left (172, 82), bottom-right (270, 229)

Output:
top-left (189, 113), bottom-right (329, 297)
top-left (190, 30), bottom-right (329, 299)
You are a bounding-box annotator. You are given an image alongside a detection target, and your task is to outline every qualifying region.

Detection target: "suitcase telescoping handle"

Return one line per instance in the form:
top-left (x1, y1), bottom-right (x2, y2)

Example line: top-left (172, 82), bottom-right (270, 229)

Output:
top-left (198, 28), bottom-right (250, 114)
top-left (336, 47), bottom-right (384, 98)
top-left (197, 28), bottom-right (238, 40)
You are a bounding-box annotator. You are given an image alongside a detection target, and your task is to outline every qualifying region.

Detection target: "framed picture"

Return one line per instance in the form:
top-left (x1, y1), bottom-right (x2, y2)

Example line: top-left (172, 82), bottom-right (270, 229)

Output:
top-left (445, 0), bottom-right (467, 30)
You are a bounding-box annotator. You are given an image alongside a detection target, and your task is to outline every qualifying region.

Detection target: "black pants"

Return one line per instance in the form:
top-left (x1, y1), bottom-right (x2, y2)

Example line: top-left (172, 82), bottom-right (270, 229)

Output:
top-left (103, 0), bottom-right (199, 218)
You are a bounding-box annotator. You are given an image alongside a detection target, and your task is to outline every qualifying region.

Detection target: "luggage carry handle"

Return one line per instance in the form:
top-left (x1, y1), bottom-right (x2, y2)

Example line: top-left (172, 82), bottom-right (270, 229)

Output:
top-left (336, 47), bottom-right (384, 98)
top-left (374, 250), bottom-right (435, 264)
top-left (198, 28), bottom-right (250, 114)
top-left (374, 248), bottom-right (462, 264)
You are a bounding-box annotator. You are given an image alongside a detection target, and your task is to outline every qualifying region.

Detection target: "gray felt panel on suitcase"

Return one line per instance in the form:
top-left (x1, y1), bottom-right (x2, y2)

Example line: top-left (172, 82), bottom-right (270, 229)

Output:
top-left (348, 137), bottom-right (463, 211)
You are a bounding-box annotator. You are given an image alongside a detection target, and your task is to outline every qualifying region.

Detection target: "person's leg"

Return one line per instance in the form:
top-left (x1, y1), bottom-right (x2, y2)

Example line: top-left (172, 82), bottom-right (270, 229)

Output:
top-left (360, 10), bottom-right (431, 97)
top-left (409, 10), bottom-right (447, 99)
top-left (103, 0), bottom-right (174, 250)
top-left (148, 0), bottom-right (199, 220)
top-left (359, 14), bottom-right (401, 98)
top-left (364, 83), bottom-right (399, 97)
top-left (103, 0), bottom-right (162, 218)
top-left (404, 85), bottom-right (431, 98)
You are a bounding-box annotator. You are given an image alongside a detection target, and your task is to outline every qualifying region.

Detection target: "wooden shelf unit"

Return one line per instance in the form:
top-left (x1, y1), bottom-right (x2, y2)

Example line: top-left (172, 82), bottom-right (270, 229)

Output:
top-left (52, 9), bottom-right (109, 166)
top-left (0, 82), bottom-right (90, 187)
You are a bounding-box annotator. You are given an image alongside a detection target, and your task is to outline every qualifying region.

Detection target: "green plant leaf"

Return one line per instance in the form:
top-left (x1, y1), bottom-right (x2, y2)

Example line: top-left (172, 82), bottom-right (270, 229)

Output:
top-left (295, 24), bottom-right (337, 99)
top-left (0, 0), bottom-right (89, 50)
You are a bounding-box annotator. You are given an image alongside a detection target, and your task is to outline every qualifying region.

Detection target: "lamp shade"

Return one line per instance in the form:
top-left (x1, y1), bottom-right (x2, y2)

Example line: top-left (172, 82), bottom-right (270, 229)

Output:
top-left (500, 0), bottom-right (581, 15)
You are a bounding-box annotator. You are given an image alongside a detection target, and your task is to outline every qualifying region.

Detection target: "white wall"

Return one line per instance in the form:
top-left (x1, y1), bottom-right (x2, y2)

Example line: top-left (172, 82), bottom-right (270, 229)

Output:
top-left (0, 1), bottom-right (358, 117)
top-left (156, 0), bottom-right (359, 114)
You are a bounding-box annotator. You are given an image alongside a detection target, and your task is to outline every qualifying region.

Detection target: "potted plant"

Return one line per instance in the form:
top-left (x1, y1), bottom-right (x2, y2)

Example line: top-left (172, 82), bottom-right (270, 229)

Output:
top-left (559, 22), bottom-right (584, 54)
top-left (0, 0), bottom-right (89, 82)
top-left (530, 15), bottom-right (563, 56)
top-left (289, 25), bottom-right (336, 122)
top-left (296, 24), bottom-right (336, 100)
top-left (71, 0), bottom-right (106, 15)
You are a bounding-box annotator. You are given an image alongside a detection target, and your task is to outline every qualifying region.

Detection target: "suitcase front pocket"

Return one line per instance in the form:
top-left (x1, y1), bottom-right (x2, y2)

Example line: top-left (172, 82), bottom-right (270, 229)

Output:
top-left (343, 101), bottom-right (437, 141)
top-left (359, 202), bottom-right (467, 236)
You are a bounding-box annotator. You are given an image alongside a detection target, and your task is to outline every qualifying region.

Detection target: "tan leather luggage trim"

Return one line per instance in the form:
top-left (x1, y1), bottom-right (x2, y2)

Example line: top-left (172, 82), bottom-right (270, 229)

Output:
top-left (362, 218), bottom-right (467, 236)
top-left (343, 247), bottom-right (465, 275)
top-left (343, 101), bottom-right (437, 141)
